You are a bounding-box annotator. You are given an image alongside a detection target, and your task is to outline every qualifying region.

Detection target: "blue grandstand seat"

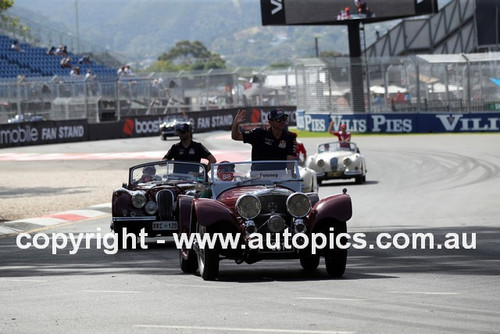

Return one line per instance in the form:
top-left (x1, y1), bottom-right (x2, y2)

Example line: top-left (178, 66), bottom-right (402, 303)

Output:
top-left (1, 34), bottom-right (118, 80)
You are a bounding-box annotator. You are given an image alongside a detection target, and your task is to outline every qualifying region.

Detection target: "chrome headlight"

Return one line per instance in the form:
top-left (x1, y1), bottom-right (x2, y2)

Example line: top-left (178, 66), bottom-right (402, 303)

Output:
top-left (343, 157), bottom-right (352, 166)
top-left (287, 193), bottom-right (311, 218)
top-left (267, 215), bottom-right (286, 233)
top-left (144, 201), bottom-right (158, 215)
top-left (132, 192), bottom-right (147, 208)
top-left (236, 195), bottom-right (261, 219)
top-left (317, 159), bottom-right (325, 167)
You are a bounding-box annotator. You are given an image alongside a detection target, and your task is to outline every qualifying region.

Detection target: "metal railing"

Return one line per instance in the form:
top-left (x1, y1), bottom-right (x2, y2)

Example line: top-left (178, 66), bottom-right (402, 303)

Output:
top-left (294, 52), bottom-right (500, 114)
top-left (2, 52), bottom-right (500, 124)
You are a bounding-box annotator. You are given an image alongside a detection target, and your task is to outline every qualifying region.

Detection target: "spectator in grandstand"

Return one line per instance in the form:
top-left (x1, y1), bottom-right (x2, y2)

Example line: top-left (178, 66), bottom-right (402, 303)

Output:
top-left (328, 121), bottom-right (351, 148)
top-left (60, 56), bottom-right (72, 69)
top-left (162, 123), bottom-right (216, 171)
top-left (85, 69), bottom-right (96, 80)
top-left (55, 45), bottom-right (68, 56)
top-left (365, 6), bottom-right (375, 18)
top-left (404, 92), bottom-right (412, 103)
top-left (124, 65), bottom-right (134, 76)
top-left (78, 55), bottom-right (92, 65)
top-left (373, 94), bottom-right (385, 105)
top-left (117, 66), bottom-right (126, 76)
top-left (354, 0), bottom-right (367, 14)
top-left (11, 40), bottom-right (24, 52)
top-left (231, 108), bottom-right (297, 162)
top-left (46, 46), bottom-right (56, 55)
top-left (85, 70), bottom-right (98, 95)
top-left (337, 7), bottom-right (351, 20)
top-left (392, 90), bottom-right (406, 111)
top-left (152, 78), bottom-right (165, 98)
top-left (394, 91), bottom-right (405, 103)
top-left (16, 74), bottom-right (27, 83)
top-left (70, 66), bottom-right (81, 76)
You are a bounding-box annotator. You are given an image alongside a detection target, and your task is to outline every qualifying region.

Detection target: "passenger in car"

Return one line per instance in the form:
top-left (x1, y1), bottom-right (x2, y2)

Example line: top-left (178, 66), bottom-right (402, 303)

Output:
top-left (231, 108), bottom-right (297, 162)
top-left (216, 161), bottom-right (235, 182)
top-left (328, 121), bottom-right (351, 148)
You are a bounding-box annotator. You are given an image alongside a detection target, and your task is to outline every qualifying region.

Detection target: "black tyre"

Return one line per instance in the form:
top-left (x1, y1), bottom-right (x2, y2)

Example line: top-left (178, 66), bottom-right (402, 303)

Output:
top-left (180, 249), bottom-right (198, 273)
top-left (300, 255), bottom-right (320, 271)
top-left (196, 224), bottom-right (219, 281)
top-left (324, 221), bottom-right (348, 278)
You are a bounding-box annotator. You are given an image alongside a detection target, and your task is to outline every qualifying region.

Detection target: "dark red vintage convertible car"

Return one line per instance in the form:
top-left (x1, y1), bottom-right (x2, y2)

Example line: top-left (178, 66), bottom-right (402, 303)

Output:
top-left (111, 160), bottom-right (206, 249)
top-left (177, 160), bottom-right (352, 280)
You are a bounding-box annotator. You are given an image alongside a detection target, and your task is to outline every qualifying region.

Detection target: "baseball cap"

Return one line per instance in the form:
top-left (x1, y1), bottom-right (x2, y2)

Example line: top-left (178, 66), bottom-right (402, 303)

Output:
top-left (176, 123), bottom-right (192, 133)
top-left (268, 108), bottom-right (288, 121)
top-left (340, 123), bottom-right (347, 129)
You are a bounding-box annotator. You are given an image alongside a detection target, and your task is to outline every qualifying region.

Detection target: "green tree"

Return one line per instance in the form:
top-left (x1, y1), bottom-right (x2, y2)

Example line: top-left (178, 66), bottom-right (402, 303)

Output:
top-left (0, 0), bottom-right (13, 12)
top-left (151, 40), bottom-right (226, 72)
top-left (1, 0), bottom-right (31, 38)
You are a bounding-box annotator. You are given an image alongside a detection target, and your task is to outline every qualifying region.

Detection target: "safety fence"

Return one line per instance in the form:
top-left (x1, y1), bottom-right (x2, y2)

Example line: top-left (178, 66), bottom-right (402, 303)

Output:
top-left (2, 53), bottom-right (500, 125)
top-left (293, 52), bottom-right (500, 114)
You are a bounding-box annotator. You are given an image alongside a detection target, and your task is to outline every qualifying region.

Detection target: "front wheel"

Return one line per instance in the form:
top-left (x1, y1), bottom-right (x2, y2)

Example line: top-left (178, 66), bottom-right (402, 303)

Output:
top-left (196, 224), bottom-right (219, 281)
top-left (324, 221), bottom-right (348, 278)
top-left (180, 249), bottom-right (198, 273)
top-left (300, 255), bottom-right (320, 271)
top-left (316, 177), bottom-right (323, 186)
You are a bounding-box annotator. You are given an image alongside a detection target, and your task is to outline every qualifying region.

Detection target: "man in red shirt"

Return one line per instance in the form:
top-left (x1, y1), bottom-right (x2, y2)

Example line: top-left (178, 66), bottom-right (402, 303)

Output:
top-left (328, 121), bottom-right (351, 148)
top-left (291, 132), bottom-right (307, 166)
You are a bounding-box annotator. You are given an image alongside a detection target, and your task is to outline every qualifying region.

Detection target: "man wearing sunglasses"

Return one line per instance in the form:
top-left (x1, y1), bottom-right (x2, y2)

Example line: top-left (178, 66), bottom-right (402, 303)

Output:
top-left (162, 123), bottom-right (216, 171)
top-left (231, 108), bottom-right (297, 161)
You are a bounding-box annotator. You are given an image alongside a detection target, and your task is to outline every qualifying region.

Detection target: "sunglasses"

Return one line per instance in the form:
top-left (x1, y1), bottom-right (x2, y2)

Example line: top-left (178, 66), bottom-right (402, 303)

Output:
top-left (273, 116), bottom-right (288, 123)
top-left (177, 130), bottom-right (187, 134)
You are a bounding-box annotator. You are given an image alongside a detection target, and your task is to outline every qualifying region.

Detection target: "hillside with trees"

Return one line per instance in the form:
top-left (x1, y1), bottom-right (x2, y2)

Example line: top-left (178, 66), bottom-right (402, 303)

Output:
top-left (6, 0), bottom-right (407, 68)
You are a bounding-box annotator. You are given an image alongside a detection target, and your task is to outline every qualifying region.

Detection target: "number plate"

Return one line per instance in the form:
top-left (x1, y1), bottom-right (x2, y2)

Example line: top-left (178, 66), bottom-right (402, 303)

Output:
top-left (152, 221), bottom-right (178, 231)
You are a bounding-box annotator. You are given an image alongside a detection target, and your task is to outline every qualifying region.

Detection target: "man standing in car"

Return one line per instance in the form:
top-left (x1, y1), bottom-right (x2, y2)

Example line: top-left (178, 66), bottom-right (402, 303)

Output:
top-left (162, 123), bottom-right (216, 171)
top-left (328, 121), bottom-right (351, 147)
top-left (231, 108), bottom-right (296, 161)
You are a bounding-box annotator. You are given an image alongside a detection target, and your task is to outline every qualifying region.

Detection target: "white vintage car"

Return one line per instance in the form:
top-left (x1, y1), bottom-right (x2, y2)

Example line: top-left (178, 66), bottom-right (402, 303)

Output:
top-left (306, 142), bottom-right (367, 185)
top-left (299, 166), bottom-right (318, 192)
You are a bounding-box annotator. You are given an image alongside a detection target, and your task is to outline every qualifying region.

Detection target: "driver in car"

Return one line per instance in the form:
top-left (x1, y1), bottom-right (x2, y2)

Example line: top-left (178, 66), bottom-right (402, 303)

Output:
top-left (137, 166), bottom-right (158, 183)
top-left (162, 123), bottom-right (217, 172)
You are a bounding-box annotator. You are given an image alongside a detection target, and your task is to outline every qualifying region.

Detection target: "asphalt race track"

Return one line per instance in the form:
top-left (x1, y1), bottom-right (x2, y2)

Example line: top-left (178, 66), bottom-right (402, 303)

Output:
top-left (1, 132), bottom-right (499, 333)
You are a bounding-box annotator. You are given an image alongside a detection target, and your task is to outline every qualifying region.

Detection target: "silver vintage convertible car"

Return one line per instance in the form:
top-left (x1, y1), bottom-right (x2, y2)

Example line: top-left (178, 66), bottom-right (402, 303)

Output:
top-left (306, 142), bottom-right (367, 185)
top-left (177, 160), bottom-right (352, 280)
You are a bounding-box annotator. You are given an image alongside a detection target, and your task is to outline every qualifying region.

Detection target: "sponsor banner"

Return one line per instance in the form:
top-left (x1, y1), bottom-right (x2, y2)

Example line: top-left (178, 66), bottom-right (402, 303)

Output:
top-left (117, 107), bottom-right (297, 138)
top-left (296, 111), bottom-right (500, 133)
top-left (0, 120), bottom-right (88, 148)
top-left (0, 107), bottom-right (296, 147)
